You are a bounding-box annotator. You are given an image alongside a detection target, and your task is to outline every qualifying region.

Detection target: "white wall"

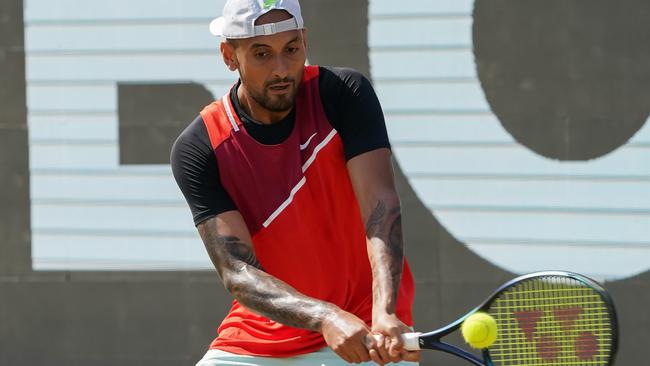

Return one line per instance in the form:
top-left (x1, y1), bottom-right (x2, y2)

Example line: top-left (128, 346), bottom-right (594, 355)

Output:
top-left (26, 0), bottom-right (231, 270)
top-left (369, 0), bottom-right (650, 280)
top-left (25, 0), bottom-right (650, 279)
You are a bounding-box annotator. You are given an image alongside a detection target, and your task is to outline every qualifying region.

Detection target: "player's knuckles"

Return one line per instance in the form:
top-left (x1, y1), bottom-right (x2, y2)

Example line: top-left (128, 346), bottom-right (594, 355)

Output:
top-left (367, 335), bottom-right (391, 364)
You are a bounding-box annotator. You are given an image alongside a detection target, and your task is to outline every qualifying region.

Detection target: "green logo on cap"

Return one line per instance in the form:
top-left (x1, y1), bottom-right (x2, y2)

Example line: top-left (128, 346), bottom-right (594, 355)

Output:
top-left (263, 0), bottom-right (277, 9)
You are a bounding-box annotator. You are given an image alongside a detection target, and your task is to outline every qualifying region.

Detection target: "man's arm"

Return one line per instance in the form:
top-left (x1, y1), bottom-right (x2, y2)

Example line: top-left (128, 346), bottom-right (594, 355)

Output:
top-left (347, 149), bottom-right (403, 319)
top-left (347, 148), bottom-right (419, 363)
top-left (197, 211), bottom-right (375, 364)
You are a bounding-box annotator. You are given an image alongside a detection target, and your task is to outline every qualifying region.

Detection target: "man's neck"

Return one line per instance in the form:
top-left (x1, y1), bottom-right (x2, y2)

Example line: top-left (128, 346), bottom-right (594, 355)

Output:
top-left (237, 84), bottom-right (291, 125)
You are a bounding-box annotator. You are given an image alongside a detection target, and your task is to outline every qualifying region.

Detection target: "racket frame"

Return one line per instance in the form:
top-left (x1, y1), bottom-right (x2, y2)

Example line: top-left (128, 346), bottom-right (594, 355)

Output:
top-left (413, 271), bottom-right (619, 366)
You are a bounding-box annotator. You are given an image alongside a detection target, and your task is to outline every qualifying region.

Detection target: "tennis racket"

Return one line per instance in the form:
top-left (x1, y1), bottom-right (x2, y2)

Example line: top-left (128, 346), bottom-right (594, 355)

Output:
top-left (398, 271), bottom-right (618, 366)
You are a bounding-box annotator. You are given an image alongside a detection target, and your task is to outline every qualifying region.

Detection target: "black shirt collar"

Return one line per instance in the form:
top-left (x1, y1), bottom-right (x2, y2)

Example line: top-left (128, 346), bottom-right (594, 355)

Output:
top-left (229, 81), bottom-right (296, 145)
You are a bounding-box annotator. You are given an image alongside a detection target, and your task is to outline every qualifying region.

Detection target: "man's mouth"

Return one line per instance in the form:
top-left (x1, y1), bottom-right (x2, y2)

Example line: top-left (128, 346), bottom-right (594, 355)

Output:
top-left (268, 82), bottom-right (291, 91)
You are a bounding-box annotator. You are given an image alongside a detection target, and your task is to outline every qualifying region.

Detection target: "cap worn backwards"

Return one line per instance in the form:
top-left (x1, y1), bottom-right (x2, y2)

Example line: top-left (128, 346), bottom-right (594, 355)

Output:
top-left (209, 0), bottom-right (304, 39)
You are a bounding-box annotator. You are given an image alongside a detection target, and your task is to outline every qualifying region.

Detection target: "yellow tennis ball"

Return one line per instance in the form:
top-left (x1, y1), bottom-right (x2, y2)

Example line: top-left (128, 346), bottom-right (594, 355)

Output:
top-left (461, 312), bottom-right (498, 349)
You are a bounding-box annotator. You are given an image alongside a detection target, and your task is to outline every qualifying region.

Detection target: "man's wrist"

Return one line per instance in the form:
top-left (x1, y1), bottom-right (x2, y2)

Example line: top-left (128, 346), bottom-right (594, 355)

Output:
top-left (372, 292), bottom-right (397, 317)
top-left (316, 303), bottom-right (342, 333)
top-left (372, 308), bottom-right (398, 324)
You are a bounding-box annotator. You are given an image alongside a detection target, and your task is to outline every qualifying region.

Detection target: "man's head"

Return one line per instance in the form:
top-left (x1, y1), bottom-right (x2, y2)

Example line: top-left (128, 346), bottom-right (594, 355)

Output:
top-left (210, 0), bottom-right (307, 115)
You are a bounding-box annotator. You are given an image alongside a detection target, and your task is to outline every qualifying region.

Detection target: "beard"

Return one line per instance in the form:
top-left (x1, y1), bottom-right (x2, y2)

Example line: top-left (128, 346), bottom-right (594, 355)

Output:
top-left (245, 76), bottom-right (298, 113)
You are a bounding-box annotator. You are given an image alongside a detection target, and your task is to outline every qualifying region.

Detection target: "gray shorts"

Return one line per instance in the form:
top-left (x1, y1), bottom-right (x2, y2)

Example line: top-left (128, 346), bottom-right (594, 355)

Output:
top-left (195, 348), bottom-right (419, 366)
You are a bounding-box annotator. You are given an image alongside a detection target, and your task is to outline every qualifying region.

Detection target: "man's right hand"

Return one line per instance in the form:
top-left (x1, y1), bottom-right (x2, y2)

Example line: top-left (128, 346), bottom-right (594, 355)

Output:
top-left (321, 308), bottom-right (375, 364)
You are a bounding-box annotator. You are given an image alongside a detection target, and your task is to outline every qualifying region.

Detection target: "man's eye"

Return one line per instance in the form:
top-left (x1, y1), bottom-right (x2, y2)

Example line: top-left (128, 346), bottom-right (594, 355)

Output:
top-left (287, 47), bottom-right (299, 54)
top-left (255, 52), bottom-right (270, 59)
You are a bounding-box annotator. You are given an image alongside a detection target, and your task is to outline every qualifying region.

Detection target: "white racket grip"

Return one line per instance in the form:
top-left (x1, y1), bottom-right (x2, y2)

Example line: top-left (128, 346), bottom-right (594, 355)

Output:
top-left (401, 332), bottom-right (422, 351)
top-left (370, 332), bottom-right (421, 351)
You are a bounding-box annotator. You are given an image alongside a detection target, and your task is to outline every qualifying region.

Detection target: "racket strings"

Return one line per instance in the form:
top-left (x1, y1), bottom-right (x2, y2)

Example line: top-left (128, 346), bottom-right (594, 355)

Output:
top-left (487, 276), bottom-right (614, 366)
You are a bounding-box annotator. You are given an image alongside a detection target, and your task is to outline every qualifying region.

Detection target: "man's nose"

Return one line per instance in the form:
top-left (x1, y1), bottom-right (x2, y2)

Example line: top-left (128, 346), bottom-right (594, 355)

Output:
top-left (272, 55), bottom-right (290, 79)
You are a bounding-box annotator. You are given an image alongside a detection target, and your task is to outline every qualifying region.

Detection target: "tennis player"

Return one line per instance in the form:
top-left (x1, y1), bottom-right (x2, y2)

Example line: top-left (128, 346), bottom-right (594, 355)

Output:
top-left (171, 0), bottom-right (419, 364)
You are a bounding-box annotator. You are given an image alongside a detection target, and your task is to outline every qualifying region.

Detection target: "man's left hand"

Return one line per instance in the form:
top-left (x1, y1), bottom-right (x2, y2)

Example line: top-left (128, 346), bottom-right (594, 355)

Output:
top-left (371, 312), bottom-right (421, 364)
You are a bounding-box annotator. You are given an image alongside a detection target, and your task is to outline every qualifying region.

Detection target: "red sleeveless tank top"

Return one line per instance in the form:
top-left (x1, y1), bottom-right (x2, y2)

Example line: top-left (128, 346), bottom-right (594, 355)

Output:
top-left (199, 66), bottom-right (414, 357)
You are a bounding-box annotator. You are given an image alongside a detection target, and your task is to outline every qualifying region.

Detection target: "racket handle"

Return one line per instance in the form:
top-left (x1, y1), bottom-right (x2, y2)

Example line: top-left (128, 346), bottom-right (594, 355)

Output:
top-left (401, 332), bottom-right (422, 351)
top-left (370, 332), bottom-right (421, 351)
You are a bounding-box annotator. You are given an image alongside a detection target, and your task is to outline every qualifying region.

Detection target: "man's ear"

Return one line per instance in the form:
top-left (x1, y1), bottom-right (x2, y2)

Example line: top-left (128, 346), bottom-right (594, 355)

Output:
top-left (220, 41), bottom-right (239, 71)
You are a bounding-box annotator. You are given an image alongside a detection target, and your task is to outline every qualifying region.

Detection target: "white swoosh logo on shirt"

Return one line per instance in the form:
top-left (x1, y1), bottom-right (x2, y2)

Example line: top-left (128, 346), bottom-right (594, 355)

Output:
top-left (299, 133), bottom-right (318, 151)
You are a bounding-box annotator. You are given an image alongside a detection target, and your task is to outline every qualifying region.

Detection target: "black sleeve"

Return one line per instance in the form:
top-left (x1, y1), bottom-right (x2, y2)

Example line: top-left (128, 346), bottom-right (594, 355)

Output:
top-left (171, 115), bottom-right (237, 226)
top-left (319, 66), bottom-right (391, 161)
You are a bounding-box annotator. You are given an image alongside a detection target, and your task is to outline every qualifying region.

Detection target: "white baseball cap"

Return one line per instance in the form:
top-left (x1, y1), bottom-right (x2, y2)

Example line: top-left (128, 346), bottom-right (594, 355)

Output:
top-left (209, 0), bottom-right (304, 39)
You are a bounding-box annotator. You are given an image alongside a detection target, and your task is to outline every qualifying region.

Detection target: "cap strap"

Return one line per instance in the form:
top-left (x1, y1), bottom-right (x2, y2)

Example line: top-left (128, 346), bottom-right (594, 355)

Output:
top-left (253, 17), bottom-right (300, 36)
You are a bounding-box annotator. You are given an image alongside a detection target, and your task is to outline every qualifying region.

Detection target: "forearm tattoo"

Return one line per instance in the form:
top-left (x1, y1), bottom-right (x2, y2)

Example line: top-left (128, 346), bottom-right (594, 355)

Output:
top-left (221, 235), bottom-right (264, 270)
top-left (366, 200), bottom-right (387, 238)
top-left (366, 200), bottom-right (404, 311)
top-left (387, 212), bottom-right (404, 264)
top-left (199, 224), bottom-right (331, 332)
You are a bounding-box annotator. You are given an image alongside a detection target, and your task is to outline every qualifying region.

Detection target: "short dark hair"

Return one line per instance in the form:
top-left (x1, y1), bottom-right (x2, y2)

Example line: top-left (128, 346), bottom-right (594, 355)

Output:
top-left (225, 38), bottom-right (241, 49)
